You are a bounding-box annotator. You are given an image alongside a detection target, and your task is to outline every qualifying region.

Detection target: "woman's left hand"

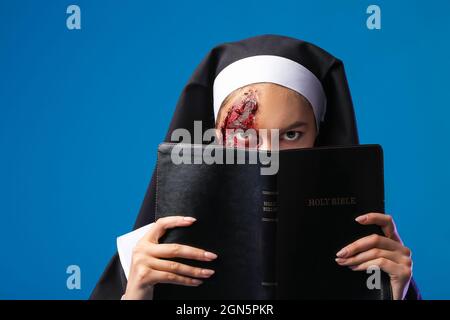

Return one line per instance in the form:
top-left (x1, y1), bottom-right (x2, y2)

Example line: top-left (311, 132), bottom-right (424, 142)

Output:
top-left (335, 212), bottom-right (412, 300)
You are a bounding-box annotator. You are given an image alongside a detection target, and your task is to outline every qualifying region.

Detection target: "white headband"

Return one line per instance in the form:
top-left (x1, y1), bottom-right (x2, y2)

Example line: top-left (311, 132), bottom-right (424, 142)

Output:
top-left (213, 55), bottom-right (327, 130)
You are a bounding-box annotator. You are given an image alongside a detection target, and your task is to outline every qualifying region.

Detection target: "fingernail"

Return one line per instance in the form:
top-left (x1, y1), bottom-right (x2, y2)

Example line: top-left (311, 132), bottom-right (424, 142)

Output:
top-left (201, 269), bottom-right (215, 276)
top-left (355, 215), bottom-right (367, 223)
top-left (204, 251), bottom-right (218, 260)
top-left (192, 279), bottom-right (203, 285)
top-left (349, 265), bottom-right (358, 271)
top-left (335, 258), bottom-right (345, 264)
top-left (183, 216), bottom-right (196, 222)
top-left (336, 248), bottom-right (348, 258)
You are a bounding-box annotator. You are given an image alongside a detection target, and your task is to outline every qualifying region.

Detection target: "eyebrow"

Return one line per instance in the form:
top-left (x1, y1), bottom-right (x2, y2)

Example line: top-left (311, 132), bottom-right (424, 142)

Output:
top-left (281, 120), bottom-right (308, 132)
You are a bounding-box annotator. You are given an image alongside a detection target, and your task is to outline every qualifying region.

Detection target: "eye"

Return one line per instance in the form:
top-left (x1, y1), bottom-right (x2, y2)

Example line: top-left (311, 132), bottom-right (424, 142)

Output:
top-left (224, 129), bottom-right (260, 148)
top-left (282, 131), bottom-right (302, 141)
top-left (235, 131), bottom-right (259, 144)
top-left (234, 131), bottom-right (248, 141)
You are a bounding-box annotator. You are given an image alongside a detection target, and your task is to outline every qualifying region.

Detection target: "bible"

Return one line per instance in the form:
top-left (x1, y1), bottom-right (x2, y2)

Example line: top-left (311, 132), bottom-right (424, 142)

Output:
top-left (153, 143), bottom-right (392, 300)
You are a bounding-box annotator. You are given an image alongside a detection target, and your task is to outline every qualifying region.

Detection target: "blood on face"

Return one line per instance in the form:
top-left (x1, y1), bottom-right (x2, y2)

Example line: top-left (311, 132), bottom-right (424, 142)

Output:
top-left (220, 89), bottom-right (259, 148)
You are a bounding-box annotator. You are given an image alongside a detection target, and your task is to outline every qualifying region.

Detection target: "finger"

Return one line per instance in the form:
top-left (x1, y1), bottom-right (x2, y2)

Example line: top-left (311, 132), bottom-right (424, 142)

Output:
top-left (349, 258), bottom-right (413, 300)
top-left (151, 269), bottom-right (204, 287)
top-left (355, 212), bottom-right (401, 242)
top-left (149, 257), bottom-right (215, 279)
top-left (148, 243), bottom-right (218, 261)
top-left (336, 248), bottom-right (408, 266)
top-left (144, 216), bottom-right (197, 243)
top-left (348, 257), bottom-right (404, 276)
top-left (336, 234), bottom-right (409, 258)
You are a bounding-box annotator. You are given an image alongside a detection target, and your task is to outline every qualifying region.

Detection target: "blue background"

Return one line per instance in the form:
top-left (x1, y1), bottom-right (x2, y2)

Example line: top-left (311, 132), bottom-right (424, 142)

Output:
top-left (0, 0), bottom-right (448, 299)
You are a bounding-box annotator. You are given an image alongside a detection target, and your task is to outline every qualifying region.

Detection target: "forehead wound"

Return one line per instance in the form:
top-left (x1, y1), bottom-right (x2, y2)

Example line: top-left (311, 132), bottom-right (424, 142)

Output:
top-left (220, 89), bottom-right (259, 147)
top-left (221, 89), bottom-right (258, 129)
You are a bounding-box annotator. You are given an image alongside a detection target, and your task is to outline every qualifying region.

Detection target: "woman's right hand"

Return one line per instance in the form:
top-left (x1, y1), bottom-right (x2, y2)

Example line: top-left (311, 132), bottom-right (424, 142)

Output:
top-left (123, 216), bottom-right (218, 300)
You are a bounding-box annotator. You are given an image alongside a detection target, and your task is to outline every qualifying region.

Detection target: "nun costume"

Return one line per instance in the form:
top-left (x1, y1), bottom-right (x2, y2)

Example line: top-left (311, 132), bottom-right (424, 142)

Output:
top-left (90, 34), bottom-right (421, 300)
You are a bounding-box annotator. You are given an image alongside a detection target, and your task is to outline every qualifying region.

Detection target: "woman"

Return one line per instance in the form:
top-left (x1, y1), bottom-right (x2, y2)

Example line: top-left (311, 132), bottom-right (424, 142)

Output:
top-left (90, 34), bottom-right (421, 300)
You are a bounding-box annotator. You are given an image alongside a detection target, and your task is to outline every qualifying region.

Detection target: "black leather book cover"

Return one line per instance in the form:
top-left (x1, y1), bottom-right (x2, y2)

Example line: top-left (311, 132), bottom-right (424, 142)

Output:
top-left (153, 143), bottom-right (392, 300)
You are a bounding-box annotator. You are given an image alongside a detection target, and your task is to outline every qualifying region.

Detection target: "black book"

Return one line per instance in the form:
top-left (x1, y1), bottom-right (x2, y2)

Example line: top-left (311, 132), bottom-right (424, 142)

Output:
top-left (153, 143), bottom-right (392, 300)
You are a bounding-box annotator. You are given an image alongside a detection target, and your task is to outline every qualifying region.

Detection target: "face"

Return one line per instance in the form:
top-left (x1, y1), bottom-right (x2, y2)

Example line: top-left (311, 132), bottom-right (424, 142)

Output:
top-left (215, 83), bottom-right (317, 150)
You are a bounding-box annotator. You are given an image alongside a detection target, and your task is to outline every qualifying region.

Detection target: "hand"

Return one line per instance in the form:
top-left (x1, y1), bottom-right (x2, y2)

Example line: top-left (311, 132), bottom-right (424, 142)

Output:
top-left (335, 212), bottom-right (412, 300)
top-left (123, 216), bottom-right (218, 300)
